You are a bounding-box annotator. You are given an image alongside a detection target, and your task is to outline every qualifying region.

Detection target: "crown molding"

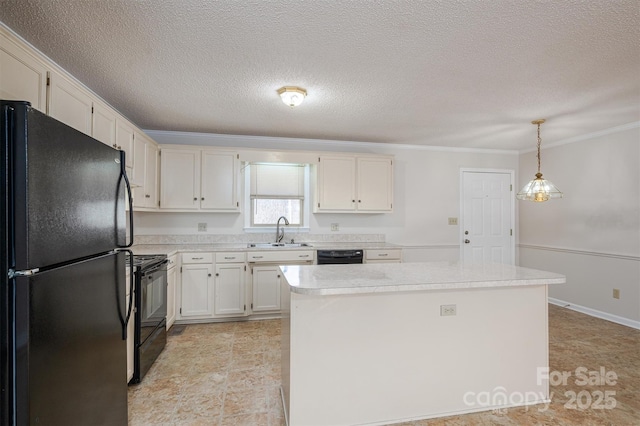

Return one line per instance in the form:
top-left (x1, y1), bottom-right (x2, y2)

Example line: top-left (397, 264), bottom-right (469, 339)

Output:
top-left (143, 129), bottom-right (519, 155)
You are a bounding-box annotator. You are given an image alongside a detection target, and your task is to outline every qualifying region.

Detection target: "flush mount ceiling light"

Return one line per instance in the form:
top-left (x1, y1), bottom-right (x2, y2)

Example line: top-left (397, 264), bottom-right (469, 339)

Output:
top-left (277, 86), bottom-right (307, 107)
top-left (516, 119), bottom-right (563, 202)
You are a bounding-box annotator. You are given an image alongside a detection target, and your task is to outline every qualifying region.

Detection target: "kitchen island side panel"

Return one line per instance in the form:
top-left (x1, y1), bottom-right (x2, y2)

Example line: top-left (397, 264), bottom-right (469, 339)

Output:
top-left (286, 285), bottom-right (549, 426)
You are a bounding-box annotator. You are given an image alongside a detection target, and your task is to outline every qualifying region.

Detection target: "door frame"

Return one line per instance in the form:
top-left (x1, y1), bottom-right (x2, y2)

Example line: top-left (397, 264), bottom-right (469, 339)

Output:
top-left (459, 168), bottom-right (516, 264)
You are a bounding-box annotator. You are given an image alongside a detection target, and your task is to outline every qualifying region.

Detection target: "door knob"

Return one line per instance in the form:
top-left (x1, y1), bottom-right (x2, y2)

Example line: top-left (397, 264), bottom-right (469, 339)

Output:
top-left (464, 239), bottom-right (470, 244)
top-left (464, 230), bottom-right (469, 235)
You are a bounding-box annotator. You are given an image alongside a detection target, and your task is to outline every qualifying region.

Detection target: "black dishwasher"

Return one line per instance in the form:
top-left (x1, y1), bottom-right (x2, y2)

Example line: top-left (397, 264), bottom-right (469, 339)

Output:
top-left (316, 249), bottom-right (364, 264)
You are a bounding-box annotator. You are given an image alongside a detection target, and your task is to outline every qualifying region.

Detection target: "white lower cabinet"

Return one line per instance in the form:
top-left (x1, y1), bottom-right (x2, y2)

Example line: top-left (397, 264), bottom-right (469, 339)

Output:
top-left (251, 265), bottom-right (281, 313)
top-left (214, 263), bottom-right (247, 317)
top-left (166, 254), bottom-right (177, 330)
top-left (180, 262), bottom-right (214, 319)
top-left (364, 249), bottom-right (403, 263)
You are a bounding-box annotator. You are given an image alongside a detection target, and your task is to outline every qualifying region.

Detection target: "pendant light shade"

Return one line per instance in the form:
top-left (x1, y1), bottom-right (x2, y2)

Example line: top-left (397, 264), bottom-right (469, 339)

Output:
top-left (516, 119), bottom-right (563, 202)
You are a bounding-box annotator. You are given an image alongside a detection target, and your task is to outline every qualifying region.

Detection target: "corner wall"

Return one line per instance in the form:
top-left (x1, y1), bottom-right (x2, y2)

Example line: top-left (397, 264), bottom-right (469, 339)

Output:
top-left (518, 124), bottom-right (640, 326)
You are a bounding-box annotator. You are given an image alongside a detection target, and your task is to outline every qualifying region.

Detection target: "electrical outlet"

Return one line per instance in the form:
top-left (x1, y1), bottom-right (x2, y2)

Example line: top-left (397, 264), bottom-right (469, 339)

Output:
top-left (448, 217), bottom-right (458, 225)
top-left (331, 223), bottom-right (339, 231)
top-left (440, 304), bottom-right (457, 316)
top-left (197, 223), bottom-right (207, 232)
top-left (613, 289), bottom-right (620, 299)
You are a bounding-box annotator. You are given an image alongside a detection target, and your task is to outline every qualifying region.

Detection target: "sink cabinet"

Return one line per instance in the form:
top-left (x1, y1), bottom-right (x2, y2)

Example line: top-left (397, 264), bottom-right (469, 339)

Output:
top-left (251, 265), bottom-right (282, 313)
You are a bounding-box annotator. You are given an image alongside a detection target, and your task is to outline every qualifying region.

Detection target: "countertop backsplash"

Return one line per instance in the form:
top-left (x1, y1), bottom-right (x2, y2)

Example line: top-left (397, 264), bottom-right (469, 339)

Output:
top-left (133, 233), bottom-right (386, 245)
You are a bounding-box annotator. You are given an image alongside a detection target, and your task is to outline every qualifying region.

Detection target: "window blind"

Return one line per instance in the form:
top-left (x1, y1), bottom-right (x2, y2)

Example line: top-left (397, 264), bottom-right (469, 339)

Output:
top-left (250, 164), bottom-right (304, 198)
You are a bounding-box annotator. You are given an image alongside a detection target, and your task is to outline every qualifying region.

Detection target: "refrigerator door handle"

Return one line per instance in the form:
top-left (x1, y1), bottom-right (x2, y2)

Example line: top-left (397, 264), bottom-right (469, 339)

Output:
top-left (116, 150), bottom-right (134, 248)
top-left (8, 268), bottom-right (40, 278)
top-left (115, 249), bottom-right (135, 340)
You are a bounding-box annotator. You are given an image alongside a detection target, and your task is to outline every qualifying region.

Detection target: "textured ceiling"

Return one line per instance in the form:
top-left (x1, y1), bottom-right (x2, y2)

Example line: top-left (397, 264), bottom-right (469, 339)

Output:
top-left (1, 0), bottom-right (638, 150)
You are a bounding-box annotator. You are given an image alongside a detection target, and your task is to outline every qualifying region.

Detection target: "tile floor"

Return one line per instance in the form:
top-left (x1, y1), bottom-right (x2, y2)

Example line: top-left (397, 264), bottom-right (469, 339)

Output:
top-left (128, 305), bottom-right (639, 425)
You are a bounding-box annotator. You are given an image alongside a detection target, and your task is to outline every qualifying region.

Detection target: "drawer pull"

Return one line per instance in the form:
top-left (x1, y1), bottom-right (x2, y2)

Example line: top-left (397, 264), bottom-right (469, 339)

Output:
top-left (191, 257), bottom-right (204, 260)
top-left (253, 256), bottom-right (263, 259)
top-left (378, 253), bottom-right (388, 257)
top-left (224, 256), bottom-right (235, 260)
top-left (298, 254), bottom-right (310, 258)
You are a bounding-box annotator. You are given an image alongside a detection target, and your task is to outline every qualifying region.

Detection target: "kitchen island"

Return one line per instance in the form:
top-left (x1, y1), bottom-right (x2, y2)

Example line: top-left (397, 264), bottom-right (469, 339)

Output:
top-left (280, 261), bottom-right (565, 426)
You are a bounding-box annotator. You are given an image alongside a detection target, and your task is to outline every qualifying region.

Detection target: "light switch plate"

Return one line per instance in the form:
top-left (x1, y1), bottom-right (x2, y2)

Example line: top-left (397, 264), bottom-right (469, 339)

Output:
top-left (448, 217), bottom-right (458, 225)
top-left (198, 223), bottom-right (207, 232)
top-left (331, 223), bottom-right (339, 231)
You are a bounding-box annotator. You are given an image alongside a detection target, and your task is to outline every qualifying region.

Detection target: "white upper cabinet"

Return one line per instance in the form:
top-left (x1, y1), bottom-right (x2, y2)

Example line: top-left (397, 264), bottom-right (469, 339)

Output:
top-left (115, 117), bottom-right (135, 169)
top-left (160, 147), bottom-right (239, 212)
top-left (316, 156), bottom-right (357, 211)
top-left (357, 157), bottom-right (393, 211)
top-left (132, 131), bottom-right (159, 209)
top-left (91, 100), bottom-right (117, 146)
top-left (201, 151), bottom-right (238, 211)
top-left (160, 148), bottom-right (201, 210)
top-left (0, 30), bottom-right (48, 112)
top-left (315, 154), bottom-right (393, 213)
top-left (47, 71), bottom-right (93, 136)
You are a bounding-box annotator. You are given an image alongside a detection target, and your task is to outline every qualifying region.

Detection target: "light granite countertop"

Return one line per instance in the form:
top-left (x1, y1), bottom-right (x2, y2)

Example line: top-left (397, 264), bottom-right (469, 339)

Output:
top-left (280, 261), bottom-right (565, 295)
top-left (131, 242), bottom-right (402, 257)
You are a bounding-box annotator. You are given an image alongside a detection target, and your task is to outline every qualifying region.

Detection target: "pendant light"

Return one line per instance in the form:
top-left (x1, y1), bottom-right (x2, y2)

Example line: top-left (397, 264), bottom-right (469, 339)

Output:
top-left (516, 119), bottom-right (563, 202)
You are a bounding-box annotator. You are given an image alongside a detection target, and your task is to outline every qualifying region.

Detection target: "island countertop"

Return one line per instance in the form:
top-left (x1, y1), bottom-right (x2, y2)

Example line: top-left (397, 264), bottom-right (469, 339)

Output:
top-left (281, 261), bottom-right (565, 295)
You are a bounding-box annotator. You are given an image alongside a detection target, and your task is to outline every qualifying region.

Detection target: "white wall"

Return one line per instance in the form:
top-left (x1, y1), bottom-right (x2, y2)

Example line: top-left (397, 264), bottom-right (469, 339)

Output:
top-left (137, 131), bottom-right (518, 262)
top-left (518, 124), bottom-right (640, 326)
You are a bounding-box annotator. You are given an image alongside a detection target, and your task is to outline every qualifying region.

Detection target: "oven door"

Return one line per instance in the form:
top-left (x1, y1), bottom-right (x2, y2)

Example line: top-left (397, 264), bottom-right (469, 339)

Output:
top-left (138, 261), bottom-right (167, 344)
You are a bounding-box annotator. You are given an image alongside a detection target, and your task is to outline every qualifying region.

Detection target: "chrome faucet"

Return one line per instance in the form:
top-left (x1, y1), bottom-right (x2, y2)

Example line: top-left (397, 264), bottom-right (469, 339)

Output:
top-left (276, 216), bottom-right (289, 243)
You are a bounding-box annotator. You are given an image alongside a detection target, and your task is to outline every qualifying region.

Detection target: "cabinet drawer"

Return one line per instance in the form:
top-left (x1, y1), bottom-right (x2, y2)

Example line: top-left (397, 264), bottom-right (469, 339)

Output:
top-left (182, 252), bottom-right (213, 264)
top-left (215, 252), bottom-right (246, 263)
top-left (365, 249), bottom-right (402, 261)
top-left (247, 250), bottom-right (314, 263)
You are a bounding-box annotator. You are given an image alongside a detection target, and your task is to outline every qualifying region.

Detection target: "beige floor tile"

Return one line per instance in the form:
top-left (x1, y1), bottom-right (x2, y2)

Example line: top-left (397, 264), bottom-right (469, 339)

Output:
top-left (128, 306), bottom-right (639, 425)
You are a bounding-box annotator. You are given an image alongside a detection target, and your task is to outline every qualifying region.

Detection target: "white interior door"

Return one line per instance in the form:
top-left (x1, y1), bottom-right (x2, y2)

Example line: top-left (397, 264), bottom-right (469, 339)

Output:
top-left (461, 170), bottom-right (514, 264)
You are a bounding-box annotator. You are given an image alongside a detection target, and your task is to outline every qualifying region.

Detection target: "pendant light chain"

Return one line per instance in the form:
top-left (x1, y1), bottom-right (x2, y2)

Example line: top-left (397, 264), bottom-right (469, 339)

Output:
top-left (536, 122), bottom-right (542, 174)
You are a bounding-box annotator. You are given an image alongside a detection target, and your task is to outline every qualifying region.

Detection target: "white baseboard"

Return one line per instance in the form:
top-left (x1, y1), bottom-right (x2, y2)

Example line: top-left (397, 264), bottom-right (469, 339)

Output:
top-left (548, 297), bottom-right (640, 330)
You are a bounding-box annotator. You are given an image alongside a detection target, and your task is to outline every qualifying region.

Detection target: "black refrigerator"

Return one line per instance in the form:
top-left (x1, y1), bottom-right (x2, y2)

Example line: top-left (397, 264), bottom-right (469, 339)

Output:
top-left (1, 100), bottom-right (133, 425)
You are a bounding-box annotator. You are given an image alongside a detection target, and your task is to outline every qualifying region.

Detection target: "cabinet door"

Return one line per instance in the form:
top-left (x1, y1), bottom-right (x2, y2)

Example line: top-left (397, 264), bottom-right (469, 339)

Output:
top-left (131, 133), bottom-right (146, 188)
top-left (91, 101), bottom-right (117, 147)
top-left (160, 148), bottom-right (201, 209)
top-left (251, 265), bottom-right (281, 312)
top-left (115, 117), bottom-right (135, 169)
top-left (316, 156), bottom-right (356, 211)
top-left (214, 264), bottom-right (246, 317)
top-left (201, 151), bottom-right (239, 211)
top-left (144, 142), bottom-right (159, 208)
top-left (166, 265), bottom-right (176, 330)
top-left (180, 264), bottom-right (213, 318)
top-left (0, 32), bottom-right (48, 112)
top-left (47, 71), bottom-right (93, 135)
top-left (357, 157), bottom-right (393, 211)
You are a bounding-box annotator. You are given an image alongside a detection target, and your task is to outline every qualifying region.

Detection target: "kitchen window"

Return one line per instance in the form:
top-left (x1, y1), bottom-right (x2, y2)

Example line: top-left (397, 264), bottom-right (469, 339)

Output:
top-left (246, 163), bottom-right (308, 228)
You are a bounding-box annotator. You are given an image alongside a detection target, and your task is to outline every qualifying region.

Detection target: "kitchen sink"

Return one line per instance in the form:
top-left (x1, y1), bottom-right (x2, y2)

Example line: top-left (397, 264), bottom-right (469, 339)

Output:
top-left (247, 243), bottom-right (313, 248)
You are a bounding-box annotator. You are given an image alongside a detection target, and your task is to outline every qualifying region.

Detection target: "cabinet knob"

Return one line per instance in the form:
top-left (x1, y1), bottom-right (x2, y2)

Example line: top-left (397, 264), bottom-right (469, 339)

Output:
top-left (358, 200), bottom-right (361, 203)
top-left (208, 273), bottom-right (212, 277)
top-left (145, 194), bottom-right (150, 198)
top-left (201, 197), bottom-right (204, 201)
top-left (194, 197), bottom-right (198, 201)
top-left (352, 199), bottom-right (355, 203)
top-left (464, 239), bottom-right (471, 244)
top-left (215, 273), bottom-right (219, 277)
